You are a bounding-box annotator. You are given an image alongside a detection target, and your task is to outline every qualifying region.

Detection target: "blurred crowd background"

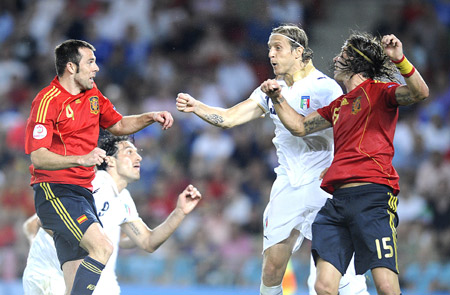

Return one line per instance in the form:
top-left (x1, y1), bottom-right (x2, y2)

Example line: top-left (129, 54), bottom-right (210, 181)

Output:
top-left (0, 0), bottom-right (449, 294)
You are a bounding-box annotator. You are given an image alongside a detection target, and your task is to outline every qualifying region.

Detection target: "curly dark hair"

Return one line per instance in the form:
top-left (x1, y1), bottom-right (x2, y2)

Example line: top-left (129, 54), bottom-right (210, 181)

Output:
top-left (97, 130), bottom-right (133, 171)
top-left (272, 24), bottom-right (313, 62)
top-left (338, 32), bottom-right (399, 82)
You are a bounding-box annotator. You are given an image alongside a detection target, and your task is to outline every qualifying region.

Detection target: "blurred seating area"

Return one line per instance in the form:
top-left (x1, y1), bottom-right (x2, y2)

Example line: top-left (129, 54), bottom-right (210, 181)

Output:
top-left (0, 0), bottom-right (448, 293)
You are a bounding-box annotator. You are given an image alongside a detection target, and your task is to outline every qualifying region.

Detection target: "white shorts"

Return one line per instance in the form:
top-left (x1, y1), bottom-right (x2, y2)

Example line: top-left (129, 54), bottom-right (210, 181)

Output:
top-left (308, 255), bottom-right (369, 295)
top-left (263, 175), bottom-right (330, 252)
top-left (23, 266), bottom-right (65, 295)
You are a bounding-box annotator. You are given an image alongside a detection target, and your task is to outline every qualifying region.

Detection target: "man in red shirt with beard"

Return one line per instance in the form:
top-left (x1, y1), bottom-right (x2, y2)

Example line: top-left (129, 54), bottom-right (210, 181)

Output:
top-left (25, 39), bottom-right (173, 295)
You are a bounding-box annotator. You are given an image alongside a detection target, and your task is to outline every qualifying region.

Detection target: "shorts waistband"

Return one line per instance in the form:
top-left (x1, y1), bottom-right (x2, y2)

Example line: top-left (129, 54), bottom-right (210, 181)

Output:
top-left (333, 183), bottom-right (392, 198)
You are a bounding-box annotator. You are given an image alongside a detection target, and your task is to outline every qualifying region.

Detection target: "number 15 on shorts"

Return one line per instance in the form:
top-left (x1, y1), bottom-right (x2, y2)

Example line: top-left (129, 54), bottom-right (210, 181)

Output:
top-left (375, 237), bottom-right (394, 259)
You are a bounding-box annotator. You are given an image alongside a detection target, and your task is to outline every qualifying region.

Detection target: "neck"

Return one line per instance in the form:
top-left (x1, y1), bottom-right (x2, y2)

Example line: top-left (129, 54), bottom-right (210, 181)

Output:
top-left (108, 171), bottom-right (128, 192)
top-left (282, 60), bottom-right (315, 86)
top-left (58, 76), bottom-right (82, 95)
top-left (343, 73), bottom-right (368, 93)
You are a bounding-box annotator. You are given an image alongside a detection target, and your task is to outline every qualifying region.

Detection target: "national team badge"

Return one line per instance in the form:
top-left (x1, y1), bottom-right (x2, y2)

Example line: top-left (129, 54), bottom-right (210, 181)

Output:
top-left (352, 96), bottom-right (361, 114)
top-left (300, 96), bottom-right (310, 110)
top-left (76, 214), bottom-right (88, 224)
top-left (89, 96), bottom-right (99, 115)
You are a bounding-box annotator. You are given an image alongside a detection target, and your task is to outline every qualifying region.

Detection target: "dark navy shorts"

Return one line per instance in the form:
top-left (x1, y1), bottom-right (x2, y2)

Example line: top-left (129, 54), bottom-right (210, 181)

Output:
top-left (311, 184), bottom-right (399, 275)
top-left (33, 183), bottom-right (100, 267)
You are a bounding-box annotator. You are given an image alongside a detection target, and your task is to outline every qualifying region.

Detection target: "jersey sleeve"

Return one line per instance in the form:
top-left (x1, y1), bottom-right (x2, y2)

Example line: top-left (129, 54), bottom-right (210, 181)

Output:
top-left (248, 87), bottom-right (269, 114)
top-left (120, 189), bottom-right (140, 223)
top-left (311, 77), bottom-right (343, 110)
top-left (381, 82), bottom-right (400, 109)
top-left (25, 93), bottom-right (58, 154)
top-left (317, 99), bottom-right (339, 124)
top-left (98, 91), bottom-right (123, 129)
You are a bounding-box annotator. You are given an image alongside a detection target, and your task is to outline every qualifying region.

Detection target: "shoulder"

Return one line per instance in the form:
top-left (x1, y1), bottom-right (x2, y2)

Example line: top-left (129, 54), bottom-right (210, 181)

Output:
top-left (307, 70), bottom-right (343, 105)
top-left (311, 71), bottom-right (341, 89)
top-left (92, 171), bottom-right (117, 197)
top-left (33, 84), bottom-right (64, 104)
top-left (368, 80), bottom-right (400, 89)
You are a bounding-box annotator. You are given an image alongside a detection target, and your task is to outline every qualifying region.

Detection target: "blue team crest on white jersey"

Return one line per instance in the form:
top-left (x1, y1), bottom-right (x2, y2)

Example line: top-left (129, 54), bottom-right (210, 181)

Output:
top-left (300, 96), bottom-right (310, 110)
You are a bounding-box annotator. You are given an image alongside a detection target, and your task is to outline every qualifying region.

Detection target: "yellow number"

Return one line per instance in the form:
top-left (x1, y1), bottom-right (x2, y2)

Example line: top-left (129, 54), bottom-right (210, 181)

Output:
top-left (66, 105), bottom-right (75, 120)
top-left (375, 237), bottom-right (393, 259)
top-left (332, 107), bottom-right (340, 125)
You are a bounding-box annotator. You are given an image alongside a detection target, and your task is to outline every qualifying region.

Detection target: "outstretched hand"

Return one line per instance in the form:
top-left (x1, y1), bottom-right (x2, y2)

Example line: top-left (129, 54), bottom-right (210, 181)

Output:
top-left (381, 34), bottom-right (404, 61)
top-left (153, 111), bottom-right (173, 130)
top-left (176, 184), bottom-right (202, 215)
top-left (176, 93), bottom-right (198, 113)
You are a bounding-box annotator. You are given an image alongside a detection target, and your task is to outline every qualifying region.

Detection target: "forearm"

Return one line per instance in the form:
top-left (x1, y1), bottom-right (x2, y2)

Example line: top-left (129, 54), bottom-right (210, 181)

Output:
top-left (393, 55), bottom-right (429, 105)
top-left (125, 208), bottom-right (186, 253)
top-left (272, 96), bottom-right (307, 136)
top-left (144, 208), bottom-right (186, 252)
top-left (194, 102), bottom-right (231, 128)
top-left (402, 70), bottom-right (429, 103)
top-left (31, 148), bottom-right (83, 170)
top-left (108, 113), bottom-right (156, 135)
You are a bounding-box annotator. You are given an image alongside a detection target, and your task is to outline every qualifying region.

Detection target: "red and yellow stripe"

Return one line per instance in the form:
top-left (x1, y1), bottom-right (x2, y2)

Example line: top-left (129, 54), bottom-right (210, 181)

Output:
top-left (36, 86), bottom-right (61, 123)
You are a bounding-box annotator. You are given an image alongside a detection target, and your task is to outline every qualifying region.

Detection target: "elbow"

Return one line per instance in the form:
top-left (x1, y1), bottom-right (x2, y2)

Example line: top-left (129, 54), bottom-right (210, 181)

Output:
top-left (289, 129), bottom-right (306, 137)
top-left (418, 85), bottom-right (430, 101)
top-left (30, 154), bottom-right (44, 170)
top-left (412, 84), bottom-right (430, 102)
top-left (144, 244), bottom-right (158, 253)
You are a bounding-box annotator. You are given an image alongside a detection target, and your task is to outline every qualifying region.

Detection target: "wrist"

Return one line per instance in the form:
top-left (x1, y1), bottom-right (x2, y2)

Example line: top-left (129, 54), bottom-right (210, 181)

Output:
top-left (271, 94), bottom-right (285, 105)
top-left (174, 207), bottom-right (187, 218)
top-left (392, 55), bottom-right (416, 78)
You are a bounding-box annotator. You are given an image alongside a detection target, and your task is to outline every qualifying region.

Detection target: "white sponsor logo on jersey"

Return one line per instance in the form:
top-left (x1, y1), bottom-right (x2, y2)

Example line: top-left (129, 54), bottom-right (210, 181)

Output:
top-left (33, 124), bottom-right (47, 139)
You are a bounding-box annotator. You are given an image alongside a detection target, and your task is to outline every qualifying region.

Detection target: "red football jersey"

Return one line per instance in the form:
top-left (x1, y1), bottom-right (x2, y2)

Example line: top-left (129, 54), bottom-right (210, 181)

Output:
top-left (25, 77), bottom-right (123, 189)
top-left (317, 79), bottom-right (401, 195)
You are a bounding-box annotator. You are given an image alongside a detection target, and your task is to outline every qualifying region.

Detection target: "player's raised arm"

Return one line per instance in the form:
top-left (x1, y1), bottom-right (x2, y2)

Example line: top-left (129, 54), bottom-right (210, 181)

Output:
top-left (108, 111), bottom-right (174, 135)
top-left (260, 79), bottom-right (331, 136)
top-left (120, 184), bottom-right (202, 253)
top-left (176, 92), bottom-right (264, 129)
top-left (381, 34), bottom-right (429, 105)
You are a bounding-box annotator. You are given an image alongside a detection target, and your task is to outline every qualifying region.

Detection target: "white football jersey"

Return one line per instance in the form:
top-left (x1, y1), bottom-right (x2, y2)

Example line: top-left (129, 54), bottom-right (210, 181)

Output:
top-left (23, 170), bottom-right (140, 295)
top-left (249, 68), bottom-right (342, 187)
top-left (92, 170), bottom-right (140, 294)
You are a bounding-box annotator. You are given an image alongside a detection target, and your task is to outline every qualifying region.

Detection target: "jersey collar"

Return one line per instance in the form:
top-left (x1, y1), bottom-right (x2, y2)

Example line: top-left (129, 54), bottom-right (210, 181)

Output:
top-left (283, 61), bottom-right (316, 86)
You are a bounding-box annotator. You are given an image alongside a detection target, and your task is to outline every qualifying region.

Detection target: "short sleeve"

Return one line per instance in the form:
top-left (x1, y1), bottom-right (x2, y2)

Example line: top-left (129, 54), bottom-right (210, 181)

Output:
top-left (311, 77), bottom-right (343, 110)
top-left (381, 82), bottom-right (400, 109)
top-left (25, 95), bottom-right (58, 154)
top-left (98, 91), bottom-right (123, 129)
top-left (317, 99), bottom-right (339, 124)
top-left (120, 189), bottom-right (140, 223)
top-left (248, 87), bottom-right (269, 114)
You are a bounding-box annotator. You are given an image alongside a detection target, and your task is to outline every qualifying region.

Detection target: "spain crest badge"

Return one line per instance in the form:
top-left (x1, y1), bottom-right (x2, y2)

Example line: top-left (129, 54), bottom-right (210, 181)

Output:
top-left (89, 96), bottom-right (99, 115)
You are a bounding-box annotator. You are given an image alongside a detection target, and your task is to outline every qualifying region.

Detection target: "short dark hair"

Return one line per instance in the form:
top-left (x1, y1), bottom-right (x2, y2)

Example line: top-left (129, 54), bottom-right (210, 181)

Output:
top-left (54, 40), bottom-right (95, 77)
top-left (97, 131), bottom-right (133, 171)
top-left (341, 32), bottom-right (399, 82)
top-left (272, 24), bottom-right (313, 62)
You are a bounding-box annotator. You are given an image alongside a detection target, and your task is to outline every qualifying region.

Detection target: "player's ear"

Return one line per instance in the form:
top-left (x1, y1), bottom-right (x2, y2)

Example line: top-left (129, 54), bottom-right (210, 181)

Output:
top-left (295, 47), bottom-right (304, 59)
top-left (105, 156), bottom-right (116, 168)
top-left (67, 62), bottom-right (77, 74)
